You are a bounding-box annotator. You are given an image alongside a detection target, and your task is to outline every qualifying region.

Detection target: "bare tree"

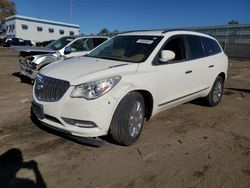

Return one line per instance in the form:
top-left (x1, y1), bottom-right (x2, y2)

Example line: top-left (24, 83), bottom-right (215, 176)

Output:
top-left (228, 20), bottom-right (239, 25)
top-left (98, 28), bottom-right (109, 35)
top-left (0, 0), bottom-right (16, 31)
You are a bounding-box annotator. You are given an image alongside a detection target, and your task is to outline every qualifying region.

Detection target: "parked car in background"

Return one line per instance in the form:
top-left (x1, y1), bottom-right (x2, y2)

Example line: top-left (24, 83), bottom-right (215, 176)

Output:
top-left (14, 35), bottom-right (109, 80)
top-left (36, 40), bottom-right (55, 47)
top-left (3, 38), bottom-right (33, 47)
top-left (0, 38), bottom-right (4, 46)
top-left (32, 29), bottom-right (228, 146)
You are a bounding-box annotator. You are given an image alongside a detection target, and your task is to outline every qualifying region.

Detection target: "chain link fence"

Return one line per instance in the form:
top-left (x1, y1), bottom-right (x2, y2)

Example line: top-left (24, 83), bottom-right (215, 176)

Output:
top-left (194, 24), bottom-right (250, 58)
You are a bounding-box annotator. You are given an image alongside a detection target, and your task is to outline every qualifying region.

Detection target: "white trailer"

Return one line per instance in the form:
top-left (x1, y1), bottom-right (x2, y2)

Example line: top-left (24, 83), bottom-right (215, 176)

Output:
top-left (5, 15), bottom-right (81, 42)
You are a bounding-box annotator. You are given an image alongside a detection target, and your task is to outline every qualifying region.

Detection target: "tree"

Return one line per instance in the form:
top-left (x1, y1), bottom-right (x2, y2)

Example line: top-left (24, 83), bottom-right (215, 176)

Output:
top-left (228, 20), bottom-right (239, 25)
top-left (98, 28), bottom-right (109, 35)
top-left (0, 0), bottom-right (16, 31)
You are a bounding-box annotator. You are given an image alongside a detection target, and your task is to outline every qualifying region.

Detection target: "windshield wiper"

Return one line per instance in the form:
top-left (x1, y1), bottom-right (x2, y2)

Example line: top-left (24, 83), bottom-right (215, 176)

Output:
top-left (86, 55), bottom-right (121, 61)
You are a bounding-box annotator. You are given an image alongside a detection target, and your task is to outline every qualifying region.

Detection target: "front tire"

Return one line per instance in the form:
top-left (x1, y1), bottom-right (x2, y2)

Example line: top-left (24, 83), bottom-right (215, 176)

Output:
top-left (205, 76), bottom-right (224, 107)
top-left (110, 92), bottom-right (145, 146)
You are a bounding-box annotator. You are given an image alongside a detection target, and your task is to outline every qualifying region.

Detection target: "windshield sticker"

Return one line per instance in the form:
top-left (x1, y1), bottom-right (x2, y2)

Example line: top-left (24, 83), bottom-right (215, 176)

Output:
top-left (136, 39), bottom-right (154, 44)
top-left (66, 39), bottom-right (74, 41)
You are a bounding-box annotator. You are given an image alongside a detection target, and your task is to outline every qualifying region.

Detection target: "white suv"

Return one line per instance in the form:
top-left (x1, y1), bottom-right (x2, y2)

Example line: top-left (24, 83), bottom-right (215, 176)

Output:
top-left (32, 30), bottom-right (228, 145)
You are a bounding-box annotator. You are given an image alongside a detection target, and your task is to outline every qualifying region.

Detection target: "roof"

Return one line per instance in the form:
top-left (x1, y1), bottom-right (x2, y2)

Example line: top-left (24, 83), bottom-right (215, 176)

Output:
top-left (118, 29), bottom-right (214, 38)
top-left (5, 15), bottom-right (80, 29)
top-left (119, 30), bottom-right (165, 36)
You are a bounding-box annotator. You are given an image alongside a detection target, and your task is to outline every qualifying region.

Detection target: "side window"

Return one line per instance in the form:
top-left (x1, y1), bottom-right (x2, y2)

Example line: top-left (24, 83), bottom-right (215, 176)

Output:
top-left (69, 31), bottom-right (74, 35)
top-left (70, 38), bottom-right (93, 52)
top-left (22, 24), bottom-right (28, 30)
top-left (48, 28), bottom-right (54, 33)
top-left (162, 36), bottom-right (187, 62)
top-left (59, 29), bottom-right (65, 35)
top-left (186, 35), bottom-right (205, 59)
top-left (37, 26), bottom-right (43, 32)
top-left (93, 38), bottom-right (108, 48)
top-left (202, 37), bottom-right (222, 56)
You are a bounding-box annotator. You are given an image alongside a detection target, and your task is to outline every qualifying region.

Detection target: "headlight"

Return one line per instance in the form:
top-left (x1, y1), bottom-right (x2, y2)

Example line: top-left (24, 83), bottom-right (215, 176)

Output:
top-left (31, 63), bottom-right (38, 70)
top-left (70, 76), bottom-right (121, 100)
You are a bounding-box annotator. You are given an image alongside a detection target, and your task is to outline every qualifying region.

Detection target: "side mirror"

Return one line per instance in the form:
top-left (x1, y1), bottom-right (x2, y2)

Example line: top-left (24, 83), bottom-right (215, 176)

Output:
top-left (159, 50), bottom-right (175, 63)
top-left (64, 46), bottom-right (72, 55)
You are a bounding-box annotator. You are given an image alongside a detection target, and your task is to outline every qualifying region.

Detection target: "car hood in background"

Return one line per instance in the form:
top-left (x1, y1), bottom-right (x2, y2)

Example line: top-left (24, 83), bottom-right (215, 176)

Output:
top-left (11, 46), bottom-right (56, 53)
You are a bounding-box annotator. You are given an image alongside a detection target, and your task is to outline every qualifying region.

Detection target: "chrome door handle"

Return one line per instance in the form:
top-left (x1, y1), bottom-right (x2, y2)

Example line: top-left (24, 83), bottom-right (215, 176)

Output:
top-left (185, 70), bottom-right (192, 74)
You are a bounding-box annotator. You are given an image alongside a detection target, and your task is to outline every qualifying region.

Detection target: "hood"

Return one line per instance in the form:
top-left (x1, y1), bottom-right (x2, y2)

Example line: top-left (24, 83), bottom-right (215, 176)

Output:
top-left (40, 56), bottom-right (136, 84)
top-left (11, 46), bottom-right (56, 53)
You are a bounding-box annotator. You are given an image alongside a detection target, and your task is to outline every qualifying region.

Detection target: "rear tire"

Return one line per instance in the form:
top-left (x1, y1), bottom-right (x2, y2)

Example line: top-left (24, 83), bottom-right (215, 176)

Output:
top-left (205, 76), bottom-right (224, 107)
top-left (110, 92), bottom-right (145, 146)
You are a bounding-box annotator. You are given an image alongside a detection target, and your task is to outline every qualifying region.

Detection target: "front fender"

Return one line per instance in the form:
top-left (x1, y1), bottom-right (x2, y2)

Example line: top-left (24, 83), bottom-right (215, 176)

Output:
top-left (36, 56), bottom-right (60, 70)
top-left (109, 82), bottom-right (137, 100)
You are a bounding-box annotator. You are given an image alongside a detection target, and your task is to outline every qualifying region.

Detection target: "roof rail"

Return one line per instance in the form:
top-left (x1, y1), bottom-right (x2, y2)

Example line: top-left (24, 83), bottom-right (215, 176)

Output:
top-left (162, 28), bottom-right (209, 35)
top-left (162, 28), bottom-right (197, 33)
top-left (120, 28), bottom-right (209, 35)
top-left (121, 29), bottom-right (165, 34)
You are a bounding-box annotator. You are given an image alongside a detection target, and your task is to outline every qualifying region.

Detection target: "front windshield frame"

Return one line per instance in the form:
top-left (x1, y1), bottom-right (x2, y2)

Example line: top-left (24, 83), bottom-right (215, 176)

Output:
top-left (86, 35), bottom-right (163, 63)
top-left (46, 36), bottom-right (76, 50)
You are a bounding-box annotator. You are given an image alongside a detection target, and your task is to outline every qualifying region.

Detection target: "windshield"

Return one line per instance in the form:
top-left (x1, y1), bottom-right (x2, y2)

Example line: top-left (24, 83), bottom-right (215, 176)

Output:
top-left (46, 36), bottom-right (75, 50)
top-left (87, 35), bottom-right (163, 63)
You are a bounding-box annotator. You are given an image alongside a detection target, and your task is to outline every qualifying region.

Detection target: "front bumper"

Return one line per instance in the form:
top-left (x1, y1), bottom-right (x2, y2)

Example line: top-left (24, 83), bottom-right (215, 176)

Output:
top-left (32, 86), bottom-right (119, 137)
top-left (20, 64), bottom-right (37, 80)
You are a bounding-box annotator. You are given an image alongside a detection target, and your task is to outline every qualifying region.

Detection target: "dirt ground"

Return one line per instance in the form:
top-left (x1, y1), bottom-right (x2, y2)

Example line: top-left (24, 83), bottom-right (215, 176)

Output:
top-left (0, 47), bottom-right (249, 188)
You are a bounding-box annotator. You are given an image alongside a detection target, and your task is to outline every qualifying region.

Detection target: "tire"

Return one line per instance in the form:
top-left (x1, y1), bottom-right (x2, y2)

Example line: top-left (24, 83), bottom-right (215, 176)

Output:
top-left (20, 75), bottom-right (32, 84)
top-left (110, 92), bottom-right (145, 146)
top-left (205, 76), bottom-right (224, 107)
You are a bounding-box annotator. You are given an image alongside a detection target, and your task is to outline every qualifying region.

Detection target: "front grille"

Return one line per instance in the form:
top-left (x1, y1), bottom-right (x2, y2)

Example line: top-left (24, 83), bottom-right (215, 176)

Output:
top-left (35, 74), bottom-right (70, 102)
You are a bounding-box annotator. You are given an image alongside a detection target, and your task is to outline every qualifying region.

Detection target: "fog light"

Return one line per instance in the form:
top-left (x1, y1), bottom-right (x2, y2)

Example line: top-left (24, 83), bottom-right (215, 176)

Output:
top-left (62, 117), bottom-right (97, 128)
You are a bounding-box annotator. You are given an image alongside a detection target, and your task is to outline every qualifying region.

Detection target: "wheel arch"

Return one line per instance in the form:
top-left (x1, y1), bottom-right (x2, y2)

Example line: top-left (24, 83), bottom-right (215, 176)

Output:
top-left (218, 72), bottom-right (226, 82)
top-left (132, 90), bottom-right (154, 121)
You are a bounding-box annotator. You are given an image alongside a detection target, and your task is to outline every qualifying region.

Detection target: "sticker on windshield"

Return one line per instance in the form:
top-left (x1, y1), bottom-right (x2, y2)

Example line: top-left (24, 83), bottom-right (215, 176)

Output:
top-left (136, 39), bottom-right (154, 44)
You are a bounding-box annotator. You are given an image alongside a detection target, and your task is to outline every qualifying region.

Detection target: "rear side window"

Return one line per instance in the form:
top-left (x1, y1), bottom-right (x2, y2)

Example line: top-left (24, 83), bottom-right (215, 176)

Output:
top-left (202, 37), bottom-right (222, 56)
top-left (186, 35), bottom-right (205, 59)
top-left (70, 38), bottom-right (94, 52)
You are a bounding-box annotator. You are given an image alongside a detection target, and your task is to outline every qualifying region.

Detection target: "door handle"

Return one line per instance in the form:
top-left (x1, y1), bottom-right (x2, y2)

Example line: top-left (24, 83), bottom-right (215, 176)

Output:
top-left (185, 70), bottom-right (192, 74)
top-left (209, 65), bottom-right (214, 68)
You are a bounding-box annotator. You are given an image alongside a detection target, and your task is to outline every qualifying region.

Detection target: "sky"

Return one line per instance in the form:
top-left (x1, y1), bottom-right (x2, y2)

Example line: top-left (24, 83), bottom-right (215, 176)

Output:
top-left (13, 0), bottom-right (250, 34)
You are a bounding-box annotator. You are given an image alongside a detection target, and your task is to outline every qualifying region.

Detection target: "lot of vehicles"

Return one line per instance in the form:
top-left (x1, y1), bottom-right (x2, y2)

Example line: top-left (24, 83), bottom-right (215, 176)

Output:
top-left (32, 29), bottom-right (228, 145)
top-left (16, 35), bottom-right (109, 80)
top-left (3, 37), bottom-right (34, 47)
top-left (36, 40), bottom-right (55, 47)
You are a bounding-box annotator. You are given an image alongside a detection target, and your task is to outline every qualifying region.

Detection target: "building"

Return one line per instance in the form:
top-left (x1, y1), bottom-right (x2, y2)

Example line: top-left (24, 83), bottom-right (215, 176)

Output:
top-left (192, 23), bottom-right (250, 44)
top-left (4, 15), bottom-right (81, 42)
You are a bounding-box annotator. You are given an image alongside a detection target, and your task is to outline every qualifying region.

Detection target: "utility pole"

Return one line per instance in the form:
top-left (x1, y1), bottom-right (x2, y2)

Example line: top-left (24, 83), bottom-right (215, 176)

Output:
top-left (225, 24), bottom-right (230, 50)
top-left (70, 0), bottom-right (73, 23)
